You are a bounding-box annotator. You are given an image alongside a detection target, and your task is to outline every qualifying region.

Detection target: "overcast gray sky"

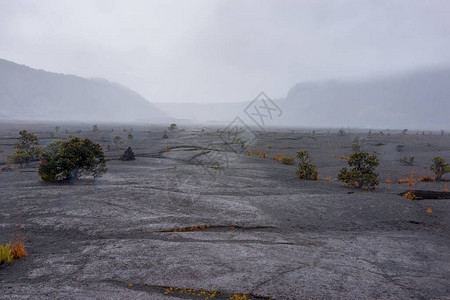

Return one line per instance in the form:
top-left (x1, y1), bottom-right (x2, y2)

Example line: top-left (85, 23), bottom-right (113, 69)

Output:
top-left (1, 0), bottom-right (450, 103)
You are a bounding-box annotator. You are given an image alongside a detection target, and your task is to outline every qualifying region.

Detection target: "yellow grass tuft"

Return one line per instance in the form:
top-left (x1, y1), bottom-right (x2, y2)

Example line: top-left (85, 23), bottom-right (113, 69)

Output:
top-left (0, 243), bottom-right (13, 264)
top-left (403, 190), bottom-right (416, 200)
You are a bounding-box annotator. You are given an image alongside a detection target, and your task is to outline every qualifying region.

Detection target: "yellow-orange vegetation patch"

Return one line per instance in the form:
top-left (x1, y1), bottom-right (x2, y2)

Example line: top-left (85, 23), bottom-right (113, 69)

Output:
top-left (444, 183), bottom-right (449, 192)
top-left (403, 190), bottom-right (416, 201)
top-left (417, 176), bottom-right (435, 182)
top-left (262, 150), bottom-right (266, 158)
top-left (398, 179), bottom-right (411, 184)
top-left (10, 238), bottom-right (27, 259)
top-left (164, 287), bottom-right (252, 300)
top-left (325, 176), bottom-right (331, 182)
top-left (163, 225), bottom-right (211, 232)
top-left (426, 207), bottom-right (433, 214)
top-left (247, 148), bottom-right (251, 156)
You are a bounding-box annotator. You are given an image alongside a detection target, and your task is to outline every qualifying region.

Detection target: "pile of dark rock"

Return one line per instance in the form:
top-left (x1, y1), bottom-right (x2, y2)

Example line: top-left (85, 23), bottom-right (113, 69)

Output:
top-left (120, 147), bottom-right (135, 161)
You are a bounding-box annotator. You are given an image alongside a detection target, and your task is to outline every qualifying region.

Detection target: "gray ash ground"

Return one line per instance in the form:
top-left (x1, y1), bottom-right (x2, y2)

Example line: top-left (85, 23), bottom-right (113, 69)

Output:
top-left (0, 122), bottom-right (449, 299)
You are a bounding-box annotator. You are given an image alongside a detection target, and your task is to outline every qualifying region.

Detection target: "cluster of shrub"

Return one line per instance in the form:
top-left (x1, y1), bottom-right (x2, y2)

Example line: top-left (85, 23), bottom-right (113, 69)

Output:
top-left (6, 130), bottom-right (450, 186)
top-left (7, 130), bottom-right (107, 181)
top-left (295, 137), bottom-right (449, 188)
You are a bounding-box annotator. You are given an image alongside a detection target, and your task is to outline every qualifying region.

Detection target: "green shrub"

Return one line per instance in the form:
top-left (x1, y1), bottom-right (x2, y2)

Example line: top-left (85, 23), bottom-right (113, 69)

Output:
top-left (296, 150), bottom-right (318, 180)
top-left (430, 156), bottom-right (449, 181)
top-left (338, 151), bottom-right (379, 188)
top-left (7, 130), bottom-right (41, 167)
top-left (279, 156), bottom-right (295, 165)
top-left (168, 123), bottom-right (177, 132)
top-left (38, 137), bottom-right (107, 181)
top-left (400, 155), bottom-right (415, 166)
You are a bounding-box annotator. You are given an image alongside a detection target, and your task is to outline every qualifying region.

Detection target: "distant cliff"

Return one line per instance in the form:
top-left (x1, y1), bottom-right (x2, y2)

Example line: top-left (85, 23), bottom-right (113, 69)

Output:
top-left (280, 68), bottom-right (450, 129)
top-left (156, 68), bottom-right (450, 130)
top-left (0, 59), bottom-right (168, 122)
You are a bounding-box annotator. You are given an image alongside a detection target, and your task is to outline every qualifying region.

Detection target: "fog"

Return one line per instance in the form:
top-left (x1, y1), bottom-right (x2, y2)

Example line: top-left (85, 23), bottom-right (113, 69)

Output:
top-left (1, 1), bottom-right (450, 128)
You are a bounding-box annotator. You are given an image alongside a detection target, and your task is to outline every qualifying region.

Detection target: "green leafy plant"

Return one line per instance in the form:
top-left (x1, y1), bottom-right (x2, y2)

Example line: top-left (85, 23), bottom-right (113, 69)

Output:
top-left (400, 155), bottom-right (415, 166)
top-left (430, 156), bottom-right (449, 181)
top-left (7, 130), bottom-right (41, 167)
top-left (296, 150), bottom-right (318, 180)
top-left (127, 133), bottom-right (133, 140)
top-left (38, 137), bottom-right (107, 181)
top-left (338, 151), bottom-right (379, 188)
top-left (279, 156), bottom-right (295, 165)
top-left (168, 123), bottom-right (177, 132)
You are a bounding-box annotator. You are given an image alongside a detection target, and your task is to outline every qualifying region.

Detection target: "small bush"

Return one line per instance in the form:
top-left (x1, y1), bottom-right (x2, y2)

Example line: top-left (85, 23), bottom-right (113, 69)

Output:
top-left (127, 133), bottom-right (133, 140)
top-left (7, 130), bottom-right (41, 167)
top-left (279, 155), bottom-right (295, 165)
top-left (400, 155), bottom-right (415, 166)
top-left (296, 150), bottom-right (318, 180)
top-left (38, 137), bottom-right (107, 181)
top-left (430, 156), bottom-right (449, 181)
top-left (338, 150), bottom-right (379, 188)
top-left (168, 123), bottom-right (177, 132)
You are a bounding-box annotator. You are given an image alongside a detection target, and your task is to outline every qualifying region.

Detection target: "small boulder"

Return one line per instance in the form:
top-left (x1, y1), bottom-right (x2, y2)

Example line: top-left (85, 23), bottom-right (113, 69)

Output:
top-left (120, 147), bottom-right (135, 161)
